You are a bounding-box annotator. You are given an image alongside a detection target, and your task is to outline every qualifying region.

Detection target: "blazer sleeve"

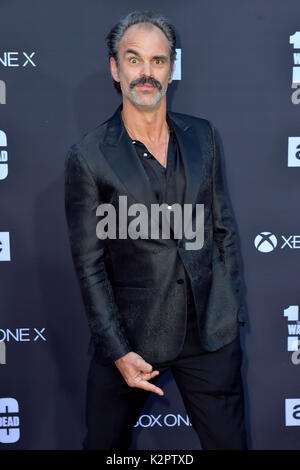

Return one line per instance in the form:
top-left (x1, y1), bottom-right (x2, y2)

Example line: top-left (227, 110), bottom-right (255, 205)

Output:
top-left (209, 122), bottom-right (246, 323)
top-left (64, 146), bottom-right (132, 362)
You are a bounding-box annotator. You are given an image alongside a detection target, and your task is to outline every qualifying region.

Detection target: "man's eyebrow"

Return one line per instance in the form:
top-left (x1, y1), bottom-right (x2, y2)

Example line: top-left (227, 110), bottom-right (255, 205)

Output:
top-left (123, 49), bottom-right (169, 61)
top-left (152, 55), bottom-right (169, 61)
top-left (123, 48), bottom-right (141, 57)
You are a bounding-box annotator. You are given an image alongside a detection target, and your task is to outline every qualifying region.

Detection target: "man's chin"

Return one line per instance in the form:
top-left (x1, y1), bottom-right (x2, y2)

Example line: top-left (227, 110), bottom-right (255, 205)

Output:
top-left (129, 93), bottom-right (162, 109)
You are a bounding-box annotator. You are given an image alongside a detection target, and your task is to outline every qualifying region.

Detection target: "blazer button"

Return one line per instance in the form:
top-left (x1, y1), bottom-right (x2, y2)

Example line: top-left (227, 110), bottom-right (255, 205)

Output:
top-left (176, 279), bottom-right (184, 284)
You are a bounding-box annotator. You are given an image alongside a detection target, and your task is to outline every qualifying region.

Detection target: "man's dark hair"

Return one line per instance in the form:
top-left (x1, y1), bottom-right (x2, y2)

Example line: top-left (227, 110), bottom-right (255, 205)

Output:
top-left (106, 10), bottom-right (177, 95)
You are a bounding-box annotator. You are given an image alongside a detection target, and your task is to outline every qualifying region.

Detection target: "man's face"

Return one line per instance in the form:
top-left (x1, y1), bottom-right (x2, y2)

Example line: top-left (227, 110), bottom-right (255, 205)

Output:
top-left (110, 23), bottom-right (174, 109)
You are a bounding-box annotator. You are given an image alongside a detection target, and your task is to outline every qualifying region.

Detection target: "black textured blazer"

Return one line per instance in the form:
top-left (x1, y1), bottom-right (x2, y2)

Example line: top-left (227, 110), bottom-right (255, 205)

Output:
top-left (64, 105), bottom-right (246, 365)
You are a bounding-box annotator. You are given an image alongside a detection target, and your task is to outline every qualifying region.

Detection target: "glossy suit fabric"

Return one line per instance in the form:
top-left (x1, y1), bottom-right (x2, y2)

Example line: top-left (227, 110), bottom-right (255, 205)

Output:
top-left (64, 105), bottom-right (246, 366)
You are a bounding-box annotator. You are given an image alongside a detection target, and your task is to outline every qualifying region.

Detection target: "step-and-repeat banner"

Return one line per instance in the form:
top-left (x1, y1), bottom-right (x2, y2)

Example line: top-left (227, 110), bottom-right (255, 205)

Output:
top-left (1, 0), bottom-right (300, 450)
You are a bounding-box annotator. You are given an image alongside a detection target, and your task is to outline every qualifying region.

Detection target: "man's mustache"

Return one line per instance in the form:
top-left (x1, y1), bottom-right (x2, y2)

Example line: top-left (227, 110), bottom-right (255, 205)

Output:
top-left (130, 76), bottom-right (162, 91)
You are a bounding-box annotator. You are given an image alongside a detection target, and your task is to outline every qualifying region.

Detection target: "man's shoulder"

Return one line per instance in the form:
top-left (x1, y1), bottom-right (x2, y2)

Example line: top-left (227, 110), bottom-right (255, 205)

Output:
top-left (67, 115), bottom-right (112, 157)
top-left (168, 109), bottom-right (213, 133)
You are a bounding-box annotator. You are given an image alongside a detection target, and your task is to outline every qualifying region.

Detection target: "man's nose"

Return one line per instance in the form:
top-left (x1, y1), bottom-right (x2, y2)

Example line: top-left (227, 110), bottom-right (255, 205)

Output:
top-left (139, 61), bottom-right (153, 77)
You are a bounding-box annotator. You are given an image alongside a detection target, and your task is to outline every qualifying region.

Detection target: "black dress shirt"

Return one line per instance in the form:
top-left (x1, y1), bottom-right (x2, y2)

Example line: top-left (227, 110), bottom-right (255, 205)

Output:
top-left (125, 114), bottom-right (186, 236)
top-left (122, 114), bottom-right (195, 312)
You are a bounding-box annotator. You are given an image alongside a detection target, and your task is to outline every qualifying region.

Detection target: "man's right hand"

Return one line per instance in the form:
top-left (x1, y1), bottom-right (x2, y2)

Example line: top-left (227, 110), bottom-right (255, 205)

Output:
top-left (114, 352), bottom-right (164, 396)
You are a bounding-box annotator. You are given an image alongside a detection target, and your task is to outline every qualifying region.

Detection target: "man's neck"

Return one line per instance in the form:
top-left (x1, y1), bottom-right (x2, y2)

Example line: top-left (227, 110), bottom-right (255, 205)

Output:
top-left (121, 97), bottom-right (168, 144)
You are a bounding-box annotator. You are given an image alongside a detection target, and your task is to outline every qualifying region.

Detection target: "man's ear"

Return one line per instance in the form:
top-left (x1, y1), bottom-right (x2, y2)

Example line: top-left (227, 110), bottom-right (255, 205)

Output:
top-left (168, 61), bottom-right (175, 84)
top-left (110, 57), bottom-right (120, 83)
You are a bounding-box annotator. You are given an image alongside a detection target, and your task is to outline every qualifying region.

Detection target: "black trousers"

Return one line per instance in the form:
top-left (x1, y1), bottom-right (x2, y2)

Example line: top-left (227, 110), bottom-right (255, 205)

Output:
top-left (82, 305), bottom-right (247, 450)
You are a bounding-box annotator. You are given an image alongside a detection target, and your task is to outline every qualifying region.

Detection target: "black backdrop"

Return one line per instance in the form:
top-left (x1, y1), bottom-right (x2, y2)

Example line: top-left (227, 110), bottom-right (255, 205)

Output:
top-left (1, 0), bottom-right (300, 450)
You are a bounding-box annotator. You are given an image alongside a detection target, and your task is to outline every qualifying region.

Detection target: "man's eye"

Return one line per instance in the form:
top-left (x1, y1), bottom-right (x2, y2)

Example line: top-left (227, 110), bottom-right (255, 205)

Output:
top-left (155, 59), bottom-right (162, 64)
top-left (129, 57), bottom-right (138, 64)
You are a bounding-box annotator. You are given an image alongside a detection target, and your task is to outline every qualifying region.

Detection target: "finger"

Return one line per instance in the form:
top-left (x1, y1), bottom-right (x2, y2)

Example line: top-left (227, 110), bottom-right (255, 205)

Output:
top-left (149, 370), bottom-right (160, 379)
top-left (139, 361), bottom-right (153, 374)
top-left (145, 370), bottom-right (160, 381)
top-left (135, 379), bottom-right (164, 396)
top-left (141, 370), bottom-right (158, 378)
top-left (140, 370), bottom-right (160, 382)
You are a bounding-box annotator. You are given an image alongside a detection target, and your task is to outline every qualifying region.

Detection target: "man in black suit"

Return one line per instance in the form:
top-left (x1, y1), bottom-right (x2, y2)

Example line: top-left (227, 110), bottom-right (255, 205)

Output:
top-left (64, 11), bottom-right (248, 450)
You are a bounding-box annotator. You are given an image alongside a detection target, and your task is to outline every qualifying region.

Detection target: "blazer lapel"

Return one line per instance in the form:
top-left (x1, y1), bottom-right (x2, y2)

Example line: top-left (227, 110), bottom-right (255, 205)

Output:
top-left (98, 105), bottom-right (159, 213)
top-left (167, 112), bottom-right (205, 211)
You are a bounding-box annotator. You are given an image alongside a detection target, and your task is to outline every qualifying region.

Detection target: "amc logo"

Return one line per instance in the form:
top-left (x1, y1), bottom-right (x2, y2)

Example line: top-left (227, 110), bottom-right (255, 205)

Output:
top-left (285, 399), bottom-right (300, 426)
top-left (0, 398), bottom-right (20, 443)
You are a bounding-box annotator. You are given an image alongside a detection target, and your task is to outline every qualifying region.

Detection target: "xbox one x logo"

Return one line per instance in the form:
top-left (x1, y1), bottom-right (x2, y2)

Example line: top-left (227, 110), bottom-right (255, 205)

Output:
top-left (254, 232), bottom-right (278, 253)
top-left (255, 232), bottom-right (300, 252)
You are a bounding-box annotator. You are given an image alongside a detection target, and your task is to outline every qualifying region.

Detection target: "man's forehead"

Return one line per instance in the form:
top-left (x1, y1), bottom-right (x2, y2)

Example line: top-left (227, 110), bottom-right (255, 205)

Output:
top-left (119, 23), bottom-right (169, 52)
